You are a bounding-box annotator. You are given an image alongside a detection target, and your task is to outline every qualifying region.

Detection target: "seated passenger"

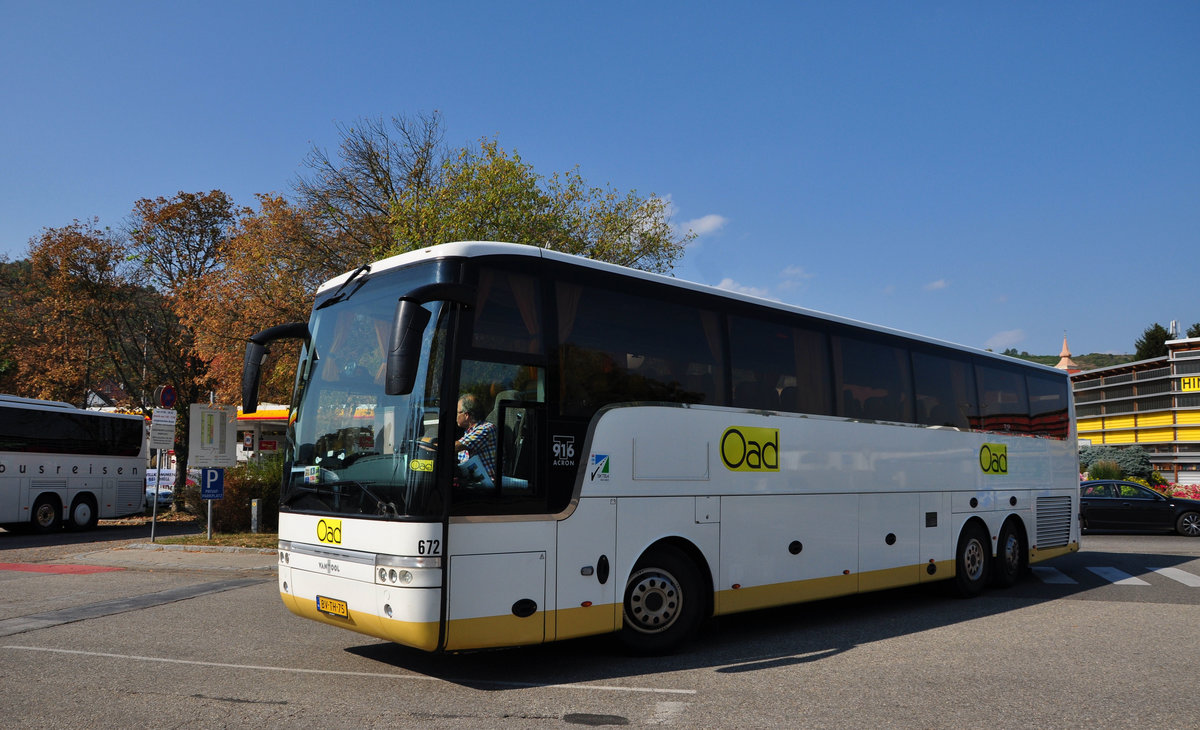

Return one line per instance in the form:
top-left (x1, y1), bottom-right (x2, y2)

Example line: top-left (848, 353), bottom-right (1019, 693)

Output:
top-left (455, 393), bottom-right (497, 483)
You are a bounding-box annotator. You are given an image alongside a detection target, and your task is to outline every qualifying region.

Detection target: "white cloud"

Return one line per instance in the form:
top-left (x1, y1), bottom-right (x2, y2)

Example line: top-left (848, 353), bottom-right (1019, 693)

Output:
top-left (778, 265), bottom-right (814, 290)
top-left (985, 329), bottom-right (1025, 351)
top-left (715, 278), bottom-right (769, 298)
top-left (683, 214), bottom-right (729, 237)
top-left (924, 279), bottom-right (949, 291)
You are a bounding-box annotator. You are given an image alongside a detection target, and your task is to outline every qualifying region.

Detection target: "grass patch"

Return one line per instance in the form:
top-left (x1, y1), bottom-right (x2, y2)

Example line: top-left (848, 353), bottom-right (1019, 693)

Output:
top-left (156, 531), bottom-right (278, 549)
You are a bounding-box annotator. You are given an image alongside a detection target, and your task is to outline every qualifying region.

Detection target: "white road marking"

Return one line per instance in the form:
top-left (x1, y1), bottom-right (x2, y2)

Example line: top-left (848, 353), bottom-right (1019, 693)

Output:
top-left (1147, 567), bottom-right (1200, 587)
top-left (1086, 567), bottom-right (1150, 585)
top-left (1, 645), bottom-right (695, 695)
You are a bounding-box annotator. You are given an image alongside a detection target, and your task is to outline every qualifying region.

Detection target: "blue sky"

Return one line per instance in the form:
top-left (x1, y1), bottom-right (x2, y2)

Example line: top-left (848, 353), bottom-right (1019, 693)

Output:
top-left (2, 2), bottom-right (1196, 355)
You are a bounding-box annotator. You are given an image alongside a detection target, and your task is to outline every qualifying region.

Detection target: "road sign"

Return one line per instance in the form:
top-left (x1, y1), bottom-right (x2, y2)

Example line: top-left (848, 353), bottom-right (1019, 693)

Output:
top-left (188, 404), bottom-right (238, 468)
top-left (200, 468), bottom-right (224, 500)
top-left (149, 408), bottom-right (177, 451)
top-left (154, 385), bottom-right (177, 409)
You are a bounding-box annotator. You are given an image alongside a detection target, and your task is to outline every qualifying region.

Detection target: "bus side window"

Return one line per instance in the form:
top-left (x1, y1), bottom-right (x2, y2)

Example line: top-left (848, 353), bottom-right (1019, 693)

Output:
top-left (913, 350), bottom-right (978, 429)
top-left (728, 314), bottom-right (832, 416)
top-left (831, 334), bottom-right (914, 423)
top-left (556, 282), bottom-right (724, 418)
top-left (976, 363), bottom-right (1031, 434)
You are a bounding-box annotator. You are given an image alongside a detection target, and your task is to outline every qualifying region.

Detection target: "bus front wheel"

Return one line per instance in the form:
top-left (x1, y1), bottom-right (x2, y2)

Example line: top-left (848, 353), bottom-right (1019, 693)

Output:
top-left (954, 522), bottom-right (991, 597)
top-left (619, 545), bottom-right (703, 654)
top-left (32, 495), bottom-right (63, 533)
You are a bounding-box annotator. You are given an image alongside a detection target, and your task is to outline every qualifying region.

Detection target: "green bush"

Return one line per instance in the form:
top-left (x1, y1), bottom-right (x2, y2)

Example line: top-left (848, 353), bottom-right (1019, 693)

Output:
top-left (184, 456), bottom-right (283, 533)
top-left (1079, 444), bottom-right (1152, 479)
top-left (1087, 459), bottom-right (1122, 480)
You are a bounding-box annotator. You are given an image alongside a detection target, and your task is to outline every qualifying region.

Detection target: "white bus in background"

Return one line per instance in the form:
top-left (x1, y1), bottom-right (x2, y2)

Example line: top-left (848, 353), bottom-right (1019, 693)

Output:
top-left (245, 241), bottom-right (1080, 654)
top-left (0, 395), bottom-right (147, 531)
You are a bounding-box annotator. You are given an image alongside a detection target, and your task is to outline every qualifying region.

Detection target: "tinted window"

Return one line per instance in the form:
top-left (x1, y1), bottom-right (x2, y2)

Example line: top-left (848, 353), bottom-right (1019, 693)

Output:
top-left (1027, 370), bottom-right (1070, 439)
top-left (976, 363), bottom-right (1030, 434)
top-left (557, 281), bottom-right (723, 418)
top-left (0, 406), bottom-right (143, 456)
top-left (831, 334), bottom-right (913, 422)
top-left (471, 268), bottom-right (542, 354)
top-left (912, 350), bottom-right (978, 429)
top-left (729, 315), bottom-right (832, 414)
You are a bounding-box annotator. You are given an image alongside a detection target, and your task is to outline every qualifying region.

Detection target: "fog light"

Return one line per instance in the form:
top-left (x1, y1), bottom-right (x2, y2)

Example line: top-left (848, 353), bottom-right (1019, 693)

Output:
top-left (384, 603), bottom-right (393, 618)
top-left (398, 570), bottom-right (414, 585)
top-left (282, 581), bottom-right (288, 592)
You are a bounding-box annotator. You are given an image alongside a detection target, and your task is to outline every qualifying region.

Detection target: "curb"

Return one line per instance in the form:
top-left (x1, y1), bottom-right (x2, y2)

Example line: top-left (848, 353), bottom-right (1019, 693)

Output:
top-left (123, 543), bottom-right (278, 555)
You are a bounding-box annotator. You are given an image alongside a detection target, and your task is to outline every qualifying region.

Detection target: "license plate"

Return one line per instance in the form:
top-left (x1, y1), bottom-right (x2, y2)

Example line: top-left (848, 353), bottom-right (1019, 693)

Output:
top-left (316, 595), bottom-right (349, 619)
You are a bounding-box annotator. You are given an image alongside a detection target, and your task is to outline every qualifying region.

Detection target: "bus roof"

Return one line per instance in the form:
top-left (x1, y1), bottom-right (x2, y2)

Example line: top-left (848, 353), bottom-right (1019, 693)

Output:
top-left (320, 241), bottom-right (1064, 374)
top-left (0, 394), bottom-right (145, 421)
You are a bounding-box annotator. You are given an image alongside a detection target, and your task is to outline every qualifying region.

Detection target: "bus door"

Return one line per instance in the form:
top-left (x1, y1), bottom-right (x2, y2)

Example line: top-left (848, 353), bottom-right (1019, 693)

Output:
top-left (444, 395), bottom-right (553, 650)
top-left (554, 497), bottom-right (618, 641)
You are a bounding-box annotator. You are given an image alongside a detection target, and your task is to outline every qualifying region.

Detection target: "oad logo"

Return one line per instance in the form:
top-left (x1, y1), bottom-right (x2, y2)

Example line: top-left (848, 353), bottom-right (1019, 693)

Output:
top-left (980, 443), bottom-right (1008, 475)
top-left (317, 518), bottom-right (342, 545)
top-left (721, 427), bottom-right (780, 472)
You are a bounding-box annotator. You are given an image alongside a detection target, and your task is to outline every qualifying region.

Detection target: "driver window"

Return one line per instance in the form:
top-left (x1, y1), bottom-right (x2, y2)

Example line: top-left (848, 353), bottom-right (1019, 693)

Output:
top-left (453, 360), bottom-right (546, 515)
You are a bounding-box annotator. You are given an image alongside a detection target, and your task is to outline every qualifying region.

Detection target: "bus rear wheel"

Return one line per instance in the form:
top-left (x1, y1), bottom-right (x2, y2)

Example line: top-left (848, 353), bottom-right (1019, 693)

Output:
top-left (68, 495), bottom-right (99, 531)
top-left (32, 495), bottom-right (63, 533)
top-left (619, 545), bottom-right (703, 654)
top-left (954, 522), bottom-right (991, 597)
top-left (993, 521), bottom-right (1026, 588)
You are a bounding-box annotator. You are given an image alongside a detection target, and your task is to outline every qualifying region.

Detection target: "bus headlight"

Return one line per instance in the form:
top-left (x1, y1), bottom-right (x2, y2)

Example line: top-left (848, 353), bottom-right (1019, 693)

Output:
top-left (374, 554), bottom-right (441, 587)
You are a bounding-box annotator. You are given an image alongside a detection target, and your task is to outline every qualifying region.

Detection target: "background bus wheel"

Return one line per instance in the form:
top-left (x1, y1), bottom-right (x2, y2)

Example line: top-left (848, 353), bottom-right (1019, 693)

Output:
top-left (993, 522), bottom-right (1026, 588)
top-left (619, 545), bottom-right (703, 654)
top-left (32, 495), bottom-right (63, 533)
top-left (954, 523), bottom-right (991, 597)
top-left (68, 495), bottom-right (99, 531)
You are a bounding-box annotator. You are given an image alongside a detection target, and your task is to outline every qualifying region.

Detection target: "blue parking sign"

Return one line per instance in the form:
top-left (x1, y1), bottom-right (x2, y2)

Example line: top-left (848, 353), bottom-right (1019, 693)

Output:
top-left (201, 468), bottom-right (225, 500)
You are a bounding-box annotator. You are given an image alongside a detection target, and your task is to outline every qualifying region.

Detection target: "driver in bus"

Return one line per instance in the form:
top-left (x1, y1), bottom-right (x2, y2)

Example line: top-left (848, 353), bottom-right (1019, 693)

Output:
top-left (454, 393), bottom-right (497, 483)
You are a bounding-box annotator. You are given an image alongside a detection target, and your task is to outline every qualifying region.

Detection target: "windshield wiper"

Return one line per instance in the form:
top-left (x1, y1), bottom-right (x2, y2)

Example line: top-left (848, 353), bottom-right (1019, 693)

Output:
top-left (316, 263), bottom-right (371, 310)
top-left (283, 479), bottom-right (396, 515)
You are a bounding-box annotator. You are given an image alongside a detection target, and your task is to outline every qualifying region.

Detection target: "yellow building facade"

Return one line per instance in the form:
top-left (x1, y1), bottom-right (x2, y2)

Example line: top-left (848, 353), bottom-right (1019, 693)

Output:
top-left (1073, 337), bottom-right (1200, 484)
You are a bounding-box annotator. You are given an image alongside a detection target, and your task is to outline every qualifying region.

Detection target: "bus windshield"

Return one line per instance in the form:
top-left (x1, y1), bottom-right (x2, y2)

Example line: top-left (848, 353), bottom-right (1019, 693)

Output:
top-left (282, 266), bottom-right (450, 520)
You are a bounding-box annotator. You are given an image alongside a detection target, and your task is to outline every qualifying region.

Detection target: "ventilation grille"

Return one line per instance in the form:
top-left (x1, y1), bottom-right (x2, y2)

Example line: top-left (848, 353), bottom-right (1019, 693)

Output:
top-left (1036, 496), bottom-right (1074, 548)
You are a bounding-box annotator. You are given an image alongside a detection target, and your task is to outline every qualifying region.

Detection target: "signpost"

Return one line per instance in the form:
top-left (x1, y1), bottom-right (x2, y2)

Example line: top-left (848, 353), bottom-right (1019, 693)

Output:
top-left (148, 401), bottom-right (178, 542)
top-left (189, 405), bottom-right (237, 540)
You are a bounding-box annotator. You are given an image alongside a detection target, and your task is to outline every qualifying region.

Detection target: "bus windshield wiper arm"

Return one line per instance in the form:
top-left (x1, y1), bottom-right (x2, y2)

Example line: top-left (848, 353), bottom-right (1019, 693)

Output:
top-left (316, 263), bottom-right (372, 310)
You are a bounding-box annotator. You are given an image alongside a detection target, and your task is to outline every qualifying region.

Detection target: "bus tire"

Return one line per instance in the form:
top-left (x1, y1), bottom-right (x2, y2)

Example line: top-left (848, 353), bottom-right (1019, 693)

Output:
top-left (68, 494), bottom-right (99, 531)
top-left (32, 495), bottom-right (63, 533)
top-left (993, 520), bottom-right (1026, 588)
top-left (954, 522), bottom-right (991, 598)
top-left (619, 544), bottom-right (704, 655)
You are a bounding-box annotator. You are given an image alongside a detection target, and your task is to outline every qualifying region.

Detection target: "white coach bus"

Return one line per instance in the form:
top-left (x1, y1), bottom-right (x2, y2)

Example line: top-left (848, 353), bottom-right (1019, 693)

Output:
top-left (0, 395), bottom-right (147, 531)
top-left (244, 241), bottom-right (1079, 653)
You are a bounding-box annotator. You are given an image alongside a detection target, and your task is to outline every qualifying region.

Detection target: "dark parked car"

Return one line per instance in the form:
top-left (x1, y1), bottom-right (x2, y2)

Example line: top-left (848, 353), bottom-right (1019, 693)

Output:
top-left (1080, 480), bottom-right (1200, 537)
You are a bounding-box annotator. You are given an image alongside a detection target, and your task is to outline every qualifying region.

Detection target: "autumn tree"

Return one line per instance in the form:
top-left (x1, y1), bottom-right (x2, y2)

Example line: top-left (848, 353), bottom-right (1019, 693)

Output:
top-left (1134, 323), bottom-right (1171, 360)
top-left (126, 191), bottom-right (236, 504)
top-left (392, 139), bottom-right (690, 273)
top-left (183, 194), bottom-right (327, 404)
top-left (294, 112), bottom-right (447, 267)
top-left (295, 112), bottom-right (691, 272)
top-left (0, 221), bottom-right (125, 404)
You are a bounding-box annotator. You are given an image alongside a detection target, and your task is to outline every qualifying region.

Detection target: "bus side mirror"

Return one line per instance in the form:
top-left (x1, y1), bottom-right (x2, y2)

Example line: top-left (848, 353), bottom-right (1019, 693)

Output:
top-left (385, 299), bottom-right (431, 396)
top-left (242, 322), bottom-right (309, 414)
